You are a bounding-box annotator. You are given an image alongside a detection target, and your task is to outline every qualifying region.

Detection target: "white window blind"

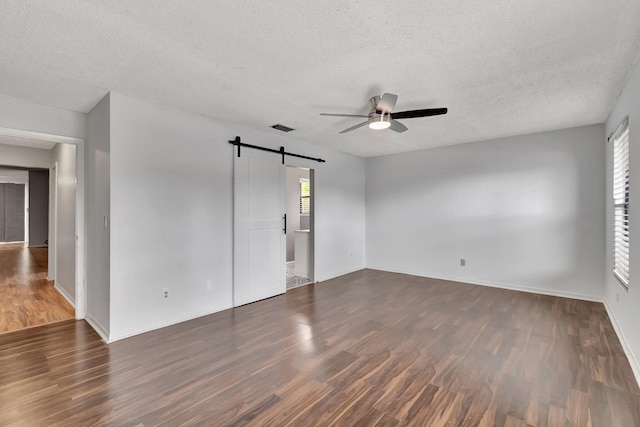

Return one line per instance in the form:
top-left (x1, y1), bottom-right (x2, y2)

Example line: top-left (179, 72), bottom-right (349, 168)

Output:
top-left (299, 178), bottom-right (310, 215)
top-left (612, 117), bottom-right (630, 287)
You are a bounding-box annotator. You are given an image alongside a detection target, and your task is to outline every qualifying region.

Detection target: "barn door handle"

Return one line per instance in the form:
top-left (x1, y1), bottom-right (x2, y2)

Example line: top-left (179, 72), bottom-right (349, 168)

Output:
top-left (282, 214), bottom-right (287, 234)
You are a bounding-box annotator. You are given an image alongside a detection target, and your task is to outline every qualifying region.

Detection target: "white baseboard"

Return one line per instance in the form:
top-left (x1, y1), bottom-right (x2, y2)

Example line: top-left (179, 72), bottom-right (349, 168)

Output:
top-left (85, 315), bottom-right (110, 343)
top-left (316, 266), bottom-right (366, 283)
top-left (603, 301), bottom-right (640, 389)
top-left (108, 303), bottom-right (233, 343)
top-left (54, 282), bottom-right (76, 307)
top-left (366, 266), bottom-right (603, 302)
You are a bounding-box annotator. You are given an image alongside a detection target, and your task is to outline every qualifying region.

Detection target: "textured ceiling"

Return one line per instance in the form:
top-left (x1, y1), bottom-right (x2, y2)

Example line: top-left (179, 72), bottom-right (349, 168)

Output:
top-left (1, 1), bottom-right (639, 157)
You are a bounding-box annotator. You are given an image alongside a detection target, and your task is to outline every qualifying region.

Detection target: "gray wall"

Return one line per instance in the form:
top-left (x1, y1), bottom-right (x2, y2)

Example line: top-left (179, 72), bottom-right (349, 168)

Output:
top-left (286, 167), bottom-right (310, 262)
top-left (86, 93), bottom-right (111, 339)
top-left (366, 124), bottom-right (606, 301)
top-left (28, 170), bottom-right (49, 247)
top-left (605, 55), bottom-right (640, 382)
top-left (49, 143), bottom-right (77, 303)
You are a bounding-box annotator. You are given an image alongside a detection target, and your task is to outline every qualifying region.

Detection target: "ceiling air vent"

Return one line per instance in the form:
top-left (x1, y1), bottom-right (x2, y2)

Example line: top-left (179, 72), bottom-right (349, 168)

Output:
top-left (271, 124), bottom-right (295, 133)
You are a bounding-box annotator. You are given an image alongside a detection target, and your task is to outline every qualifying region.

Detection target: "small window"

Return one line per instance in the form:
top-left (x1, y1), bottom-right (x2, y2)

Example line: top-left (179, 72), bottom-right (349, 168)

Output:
top-left (300, 178), bottom-right (310, 215)
top-left (612, 117), bottom-right (630, 287)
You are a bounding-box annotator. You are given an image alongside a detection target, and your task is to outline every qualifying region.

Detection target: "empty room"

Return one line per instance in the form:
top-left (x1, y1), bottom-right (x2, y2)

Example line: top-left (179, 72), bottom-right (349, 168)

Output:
top-left (1, 1), bottom-right (639, 426)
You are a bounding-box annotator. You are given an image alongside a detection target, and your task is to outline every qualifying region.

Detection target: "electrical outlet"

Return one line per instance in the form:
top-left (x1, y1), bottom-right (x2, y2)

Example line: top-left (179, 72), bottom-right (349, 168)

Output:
top-left (163, 289), bottom-right (169, 299)
top-left (206, 280), bottom-right (213, 292)
top-left (460, 259), bottom-right (466, 267)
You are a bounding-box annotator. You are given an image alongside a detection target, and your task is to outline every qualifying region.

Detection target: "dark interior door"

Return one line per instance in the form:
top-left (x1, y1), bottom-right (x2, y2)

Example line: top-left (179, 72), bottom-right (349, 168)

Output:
top-left (2, 183), bottom-right (25, 242)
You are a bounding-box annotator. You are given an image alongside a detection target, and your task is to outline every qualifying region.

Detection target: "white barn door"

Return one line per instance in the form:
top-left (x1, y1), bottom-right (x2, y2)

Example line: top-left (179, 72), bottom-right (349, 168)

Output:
top-left (233, 147), bottom-right (285, 307)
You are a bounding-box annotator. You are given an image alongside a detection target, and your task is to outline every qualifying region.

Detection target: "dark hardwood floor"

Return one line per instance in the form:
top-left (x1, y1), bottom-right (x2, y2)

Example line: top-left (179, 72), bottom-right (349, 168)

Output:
top-left (0, 243), bottom-right (75, 334)
top-left (1, 269), bottom-right (638, 426)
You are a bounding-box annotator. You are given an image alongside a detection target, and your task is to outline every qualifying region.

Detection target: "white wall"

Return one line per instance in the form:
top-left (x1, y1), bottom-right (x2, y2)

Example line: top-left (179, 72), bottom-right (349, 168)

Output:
top-left (0, 144), bottom-right (51, 169)
top-left (605, 58), bottom-right (640, 384)
top-left (286, 167), bottom-right (310, 262)
top-left (49, 144), bottom-right (76, 305)
top-left (86, 94), bottom-right (110, 339)
top-left (367, 124), bottom-right (605, 301)
top-left (0, 94), bottom-right (86, 139)
top-left (108, 92), bottom-right (365, 341)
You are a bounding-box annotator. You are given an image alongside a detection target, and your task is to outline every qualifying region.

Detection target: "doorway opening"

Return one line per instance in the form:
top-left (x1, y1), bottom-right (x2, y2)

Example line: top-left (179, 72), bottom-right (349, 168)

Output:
top-left (0, 139), bottom-right (78, 334)
top-left (285, 166), bottom-right (314, 290)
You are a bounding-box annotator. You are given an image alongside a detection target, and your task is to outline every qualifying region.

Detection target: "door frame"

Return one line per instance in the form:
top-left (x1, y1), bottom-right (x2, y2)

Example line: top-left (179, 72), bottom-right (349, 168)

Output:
top-left (285, 165), bottom-right (315, 285)
top-left (284, 160), bottom-right (316, 286)
top-left (50, 162), bottom-right (58, 281)
top-left (0, 127), bottom-right (86, 319)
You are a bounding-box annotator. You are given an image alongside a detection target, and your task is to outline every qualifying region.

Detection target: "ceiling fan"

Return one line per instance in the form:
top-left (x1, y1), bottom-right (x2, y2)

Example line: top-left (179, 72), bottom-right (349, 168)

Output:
top-left (320, 93), bottom-right (447, 133)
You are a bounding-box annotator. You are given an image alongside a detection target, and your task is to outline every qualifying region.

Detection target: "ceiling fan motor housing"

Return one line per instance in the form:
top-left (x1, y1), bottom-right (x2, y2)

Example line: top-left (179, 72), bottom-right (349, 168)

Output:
top-left (320, 93), bottom-right (447, 134)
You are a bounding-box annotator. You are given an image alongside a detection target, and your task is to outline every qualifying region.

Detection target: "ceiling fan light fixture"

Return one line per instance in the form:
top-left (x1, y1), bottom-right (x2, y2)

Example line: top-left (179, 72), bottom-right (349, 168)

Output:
top-left (369, 114), bottom-right (391, 130)
top-left (320, 93), bottom-right (447, 134)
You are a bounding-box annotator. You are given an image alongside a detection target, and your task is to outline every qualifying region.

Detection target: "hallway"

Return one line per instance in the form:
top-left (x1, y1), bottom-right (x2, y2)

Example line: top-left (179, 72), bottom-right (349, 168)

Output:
top-left (0, 243), bottom-right (74, 334)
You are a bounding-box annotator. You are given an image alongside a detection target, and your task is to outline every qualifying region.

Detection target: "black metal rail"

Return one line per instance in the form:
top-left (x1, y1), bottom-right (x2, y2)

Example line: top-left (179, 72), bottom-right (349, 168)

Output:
top-left (228, 136), bottom-right (326, 164)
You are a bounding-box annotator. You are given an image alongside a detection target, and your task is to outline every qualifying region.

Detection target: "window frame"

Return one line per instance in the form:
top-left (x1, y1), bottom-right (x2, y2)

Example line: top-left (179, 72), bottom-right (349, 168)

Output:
top-left (299, 178), bottom-right (310, 216)
top-left (611, 116), bottom-right (630, 288)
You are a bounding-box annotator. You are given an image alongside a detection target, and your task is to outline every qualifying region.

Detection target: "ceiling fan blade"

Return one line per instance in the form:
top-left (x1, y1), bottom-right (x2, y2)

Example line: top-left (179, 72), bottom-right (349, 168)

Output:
top-left (339, 121), bottom-right (370, 134)
top-left (391, 108), bottom-right (448, 119)
top-left (389, 120), bottom-right (408, 133)
top-left (320, 113), bottom-right (369, 118)
top-left (376, 93), bottom-right (398, 113)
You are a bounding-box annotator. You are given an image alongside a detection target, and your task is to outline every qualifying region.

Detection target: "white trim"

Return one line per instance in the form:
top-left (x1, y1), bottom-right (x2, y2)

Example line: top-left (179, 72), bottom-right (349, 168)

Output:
top-left (49, 163), bottom-right (58, 282)
top-left (74, 142), bottom-right (86, 319)
top-left (0, 126), bottom-right (84, 145)
top-left (24, 181), bottom-right (29, 245)
top-left (603, 301), bottom-right (640, 389)
top-left (85, 315), bottom-right (110, 343)
top-left (365, 266), bottom-right (603, 302)
top-left (316, 266), bottom-right (365, 283)
top-left (107, 303), bottom-right (233, 343)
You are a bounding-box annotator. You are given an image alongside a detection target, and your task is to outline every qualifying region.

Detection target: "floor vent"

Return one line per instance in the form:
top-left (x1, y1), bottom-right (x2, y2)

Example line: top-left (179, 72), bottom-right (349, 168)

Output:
top-left (271, 124), bottom-right (295, 132)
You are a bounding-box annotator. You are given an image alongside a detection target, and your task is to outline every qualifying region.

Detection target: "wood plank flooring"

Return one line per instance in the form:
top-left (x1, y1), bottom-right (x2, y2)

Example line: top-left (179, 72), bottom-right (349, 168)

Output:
top-left (1, 269), bottom-right (639, 426)
top-left (0, 243), bottom-right (75, 334)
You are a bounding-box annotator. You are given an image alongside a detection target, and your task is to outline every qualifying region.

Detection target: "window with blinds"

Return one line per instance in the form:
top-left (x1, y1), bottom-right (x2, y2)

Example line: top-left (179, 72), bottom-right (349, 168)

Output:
top-left (612, 117), bottom-right (630, 287)
top-left (300, 178), bottom-right (310, 215)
